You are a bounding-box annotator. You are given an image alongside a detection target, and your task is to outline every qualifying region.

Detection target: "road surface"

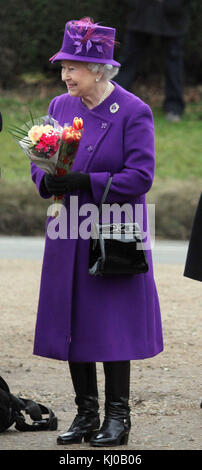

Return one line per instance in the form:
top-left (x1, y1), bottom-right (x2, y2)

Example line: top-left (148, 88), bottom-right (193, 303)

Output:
top-left (0, 236), bottom-right (189, 264)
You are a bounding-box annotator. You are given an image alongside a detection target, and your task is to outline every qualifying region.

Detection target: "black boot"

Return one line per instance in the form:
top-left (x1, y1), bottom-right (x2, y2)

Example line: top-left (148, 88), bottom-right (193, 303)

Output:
top-left (90, 361), bottom-right (131, 447)
top-left (57, 362), bottom-right (100, 445)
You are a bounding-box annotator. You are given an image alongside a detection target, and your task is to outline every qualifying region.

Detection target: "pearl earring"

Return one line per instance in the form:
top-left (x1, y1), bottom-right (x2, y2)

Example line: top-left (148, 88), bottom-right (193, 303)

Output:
top-left (96, 77), bottom-right (99, 82)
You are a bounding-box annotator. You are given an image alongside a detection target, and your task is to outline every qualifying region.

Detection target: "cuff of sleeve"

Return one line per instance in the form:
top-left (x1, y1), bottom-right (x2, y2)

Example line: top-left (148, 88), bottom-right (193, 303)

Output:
top-left (40, 175), bottom-right (53, 199)
top-left (35, 167), bottom-right (52, 199)
top-left (89, 172), bottom-right (111, 205)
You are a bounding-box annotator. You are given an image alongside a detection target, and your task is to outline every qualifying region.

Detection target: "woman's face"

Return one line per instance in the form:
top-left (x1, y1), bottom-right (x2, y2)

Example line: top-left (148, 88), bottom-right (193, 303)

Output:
top-left (61, 60), bottom-right (98, 97)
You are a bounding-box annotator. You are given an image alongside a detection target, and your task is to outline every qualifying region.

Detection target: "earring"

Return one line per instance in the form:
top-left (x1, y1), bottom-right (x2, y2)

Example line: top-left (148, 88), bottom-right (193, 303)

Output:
top-left (96, 77), bottom-right (100, 82)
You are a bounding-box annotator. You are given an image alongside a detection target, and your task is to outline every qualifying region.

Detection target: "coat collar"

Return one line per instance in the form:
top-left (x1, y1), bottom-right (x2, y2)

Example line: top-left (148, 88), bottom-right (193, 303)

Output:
top-left (77, 80), bottom-right (122, 121)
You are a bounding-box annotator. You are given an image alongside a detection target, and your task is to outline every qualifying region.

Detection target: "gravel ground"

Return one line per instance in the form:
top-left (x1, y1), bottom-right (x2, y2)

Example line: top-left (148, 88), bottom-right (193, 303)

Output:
top-left (0, 259), bottom-right (201, 451)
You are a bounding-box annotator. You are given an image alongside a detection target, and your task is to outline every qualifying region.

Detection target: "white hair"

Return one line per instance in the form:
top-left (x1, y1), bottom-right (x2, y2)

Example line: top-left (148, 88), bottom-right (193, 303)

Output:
top-left (87, 62), bottom-right (119, 80)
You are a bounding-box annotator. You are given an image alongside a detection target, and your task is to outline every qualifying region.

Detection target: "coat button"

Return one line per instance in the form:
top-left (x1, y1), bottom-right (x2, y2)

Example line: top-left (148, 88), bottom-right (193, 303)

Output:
top-left (87, 145), bottom-right (94, 152)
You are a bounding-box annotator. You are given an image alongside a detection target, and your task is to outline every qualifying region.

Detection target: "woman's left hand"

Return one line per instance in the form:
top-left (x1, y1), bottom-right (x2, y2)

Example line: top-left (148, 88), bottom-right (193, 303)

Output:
top-left (43, 172), bottom-right (91, 196)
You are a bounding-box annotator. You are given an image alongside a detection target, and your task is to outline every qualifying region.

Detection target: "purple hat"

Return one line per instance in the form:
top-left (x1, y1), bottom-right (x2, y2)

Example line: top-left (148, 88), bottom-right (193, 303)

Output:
top-left (49, 17), bottom-right (121, 67)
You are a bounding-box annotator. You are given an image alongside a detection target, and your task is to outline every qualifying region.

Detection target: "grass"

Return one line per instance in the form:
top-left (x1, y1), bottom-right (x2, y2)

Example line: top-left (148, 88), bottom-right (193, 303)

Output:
top-left (0, 88), bottom-right (202, 182)
top-left (0, 89), bottom-right (59, 181)
top-left (154, 103), bottom-right (202, 179)
top-left (0, 87), bottom-right (201, 238)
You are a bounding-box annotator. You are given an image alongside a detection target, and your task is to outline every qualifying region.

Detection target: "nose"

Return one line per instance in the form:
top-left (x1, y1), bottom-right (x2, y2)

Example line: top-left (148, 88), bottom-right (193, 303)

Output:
top-left (62, 68), bottom-right (70, 81)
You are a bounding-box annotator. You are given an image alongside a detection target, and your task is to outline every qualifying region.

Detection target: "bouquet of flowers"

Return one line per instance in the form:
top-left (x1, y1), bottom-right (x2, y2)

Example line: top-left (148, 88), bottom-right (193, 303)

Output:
top-left (55, 116), bottom-right (84, 196)
top-left (9, 113), bottom-right (84, 213)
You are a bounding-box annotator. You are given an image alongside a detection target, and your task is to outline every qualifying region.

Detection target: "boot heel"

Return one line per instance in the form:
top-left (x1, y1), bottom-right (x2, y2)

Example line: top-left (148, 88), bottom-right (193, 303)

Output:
top-left (84, 432), bottom-right (93, 442)
top-left (120, 432), bottom-right (129, 445)
top-left (73, 435), bottom-right (83, 443)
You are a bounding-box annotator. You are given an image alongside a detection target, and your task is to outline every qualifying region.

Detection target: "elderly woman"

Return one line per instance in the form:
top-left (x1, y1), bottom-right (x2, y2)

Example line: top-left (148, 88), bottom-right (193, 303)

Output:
top-left (31, 17), bottom-right (163, 447)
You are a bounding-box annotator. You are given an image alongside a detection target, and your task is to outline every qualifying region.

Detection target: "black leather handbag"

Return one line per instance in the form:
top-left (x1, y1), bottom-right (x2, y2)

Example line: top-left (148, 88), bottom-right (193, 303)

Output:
top-left (88, 177), bottom-right (149, 276)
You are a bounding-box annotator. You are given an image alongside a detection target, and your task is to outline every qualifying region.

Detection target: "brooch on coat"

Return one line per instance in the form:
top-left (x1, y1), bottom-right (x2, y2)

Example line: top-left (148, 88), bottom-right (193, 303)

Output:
top-left (110, 103), bottom-right (120, 113)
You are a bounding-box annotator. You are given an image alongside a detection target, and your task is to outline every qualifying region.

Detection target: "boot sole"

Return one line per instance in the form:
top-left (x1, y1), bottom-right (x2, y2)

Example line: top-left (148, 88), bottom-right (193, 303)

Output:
top-left (90, 432), bottom-right (129, 447)
top-left (57, 429), bottom-right (99, 445)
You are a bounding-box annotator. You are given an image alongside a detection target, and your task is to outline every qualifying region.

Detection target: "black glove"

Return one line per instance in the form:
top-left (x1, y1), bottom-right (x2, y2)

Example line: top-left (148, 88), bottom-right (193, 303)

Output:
top-left (43, 172), bottom-right (91, 196)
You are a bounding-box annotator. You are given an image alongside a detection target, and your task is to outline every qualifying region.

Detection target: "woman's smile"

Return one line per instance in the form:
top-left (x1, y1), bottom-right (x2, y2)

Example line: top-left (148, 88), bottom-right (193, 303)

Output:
top-left (67, 83), bottom-right (77, 90)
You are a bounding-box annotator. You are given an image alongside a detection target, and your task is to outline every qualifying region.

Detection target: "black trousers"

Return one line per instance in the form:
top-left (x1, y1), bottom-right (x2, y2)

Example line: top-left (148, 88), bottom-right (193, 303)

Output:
top-left (116, 31), bottom-right (185, 115)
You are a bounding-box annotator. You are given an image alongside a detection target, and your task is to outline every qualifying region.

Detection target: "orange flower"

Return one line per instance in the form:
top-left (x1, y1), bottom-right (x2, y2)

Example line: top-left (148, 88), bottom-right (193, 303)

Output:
top-left (73, 117), bottom-right (84, 130)
top-left (62, 127), bottom-right (74, 143)
top-left (71, 130), bottom-right (82, 142)
top-left (62, 127), bottom-right (82, 143)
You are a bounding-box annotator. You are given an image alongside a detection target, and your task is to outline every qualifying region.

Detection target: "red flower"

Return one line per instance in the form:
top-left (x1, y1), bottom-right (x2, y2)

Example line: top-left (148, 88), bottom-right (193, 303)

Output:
top-left (34, 132), bottom-right (60, 157)
top-left (63, 156), bottom-right (71, 164)
top-left (54, 194), bottom-right (64, 201)
top-left (56, 167), bottom-right (67, 176)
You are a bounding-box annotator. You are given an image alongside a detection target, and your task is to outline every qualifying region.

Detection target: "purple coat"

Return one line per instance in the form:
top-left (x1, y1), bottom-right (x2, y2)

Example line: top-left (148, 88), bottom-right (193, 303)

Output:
top-left (31, 82), bottom-right (163, 361)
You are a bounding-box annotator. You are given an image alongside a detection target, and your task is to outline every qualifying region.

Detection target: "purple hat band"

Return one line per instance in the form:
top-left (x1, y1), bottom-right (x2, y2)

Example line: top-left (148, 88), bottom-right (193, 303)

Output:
top-left (50, 19), bottom-right (121, 67)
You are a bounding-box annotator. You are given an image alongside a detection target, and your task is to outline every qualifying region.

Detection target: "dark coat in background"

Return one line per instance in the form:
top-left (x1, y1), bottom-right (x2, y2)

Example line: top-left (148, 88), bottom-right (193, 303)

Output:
top-left (126, 0), bottom-right (190, 37)
top-left (184, 194), bottom-right (202, 282)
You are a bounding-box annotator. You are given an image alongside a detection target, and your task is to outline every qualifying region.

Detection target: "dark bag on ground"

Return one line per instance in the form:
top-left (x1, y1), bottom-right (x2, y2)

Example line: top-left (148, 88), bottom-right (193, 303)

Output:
top-left (89, 177), bottom-right (149, 276)
top-left (0, 376), bottom-right (57, 432)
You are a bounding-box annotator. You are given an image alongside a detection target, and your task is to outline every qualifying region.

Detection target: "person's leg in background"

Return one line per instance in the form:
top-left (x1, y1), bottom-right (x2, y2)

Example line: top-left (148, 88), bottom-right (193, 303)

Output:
top-left (163, 36), bottom-right (185, 121)
top-left (115, 31), bottom-right (149, 91)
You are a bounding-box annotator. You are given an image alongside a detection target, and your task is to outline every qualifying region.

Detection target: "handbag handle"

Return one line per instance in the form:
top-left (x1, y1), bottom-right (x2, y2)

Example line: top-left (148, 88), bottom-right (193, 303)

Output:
top-left (98, 176), bottom-right (133, 222)
top-left (97, 180), bottom-right (144, 246)
top-left (98, 176), bottom-right (113, 216)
